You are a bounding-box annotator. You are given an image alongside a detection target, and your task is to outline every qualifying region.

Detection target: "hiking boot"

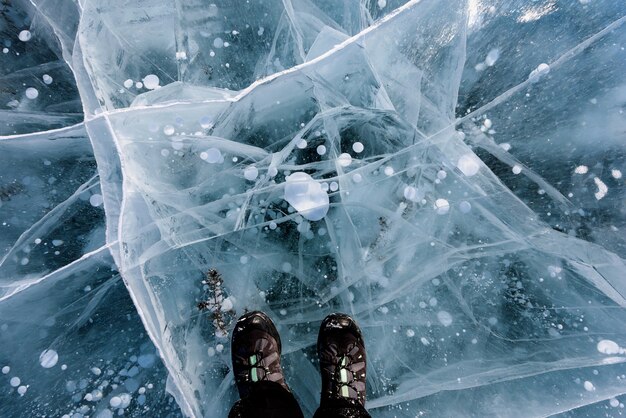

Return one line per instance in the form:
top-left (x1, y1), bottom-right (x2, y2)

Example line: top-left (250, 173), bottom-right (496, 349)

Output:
top-left (231, 311), bottom-right (290, 399)
top-left (317, 313), bottom-right (367, 407)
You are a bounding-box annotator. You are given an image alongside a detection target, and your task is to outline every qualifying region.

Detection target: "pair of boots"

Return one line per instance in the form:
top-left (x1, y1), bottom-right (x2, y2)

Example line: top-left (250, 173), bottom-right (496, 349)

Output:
top-left (229, 311), bottom-right (371, 418)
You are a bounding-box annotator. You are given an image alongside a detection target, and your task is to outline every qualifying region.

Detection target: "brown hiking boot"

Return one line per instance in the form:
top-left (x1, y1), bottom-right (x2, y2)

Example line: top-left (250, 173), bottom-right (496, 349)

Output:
top-left (231, 311), bottom-right (290, 399)
top-left (317, 313), bottom-right (367, 408)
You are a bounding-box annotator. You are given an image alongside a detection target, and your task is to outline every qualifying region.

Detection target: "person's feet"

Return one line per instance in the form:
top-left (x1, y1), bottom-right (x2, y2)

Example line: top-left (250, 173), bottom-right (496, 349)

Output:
top-left (231, 311), bottom-right (290, 399)
top-left (317, 313), bottom-right (367, 408)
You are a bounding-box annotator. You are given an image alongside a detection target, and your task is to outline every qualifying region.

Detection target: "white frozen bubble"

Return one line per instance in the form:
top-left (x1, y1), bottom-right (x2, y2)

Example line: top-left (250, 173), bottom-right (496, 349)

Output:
top-left (406, 329), bottom-right (415, 337)
top-left (39, 349), bottom-right (59, 368)
top-left (434, 198), bottom-right (450, 215)
top-left (329, 182), bottom-right (339, 192)
top-left (459, 201), bottom-right (472, 213)
top-left (500, 142), bottom-right (511, 151)
top-left (269, 221), bottom-right (277, 230)
top-left (485, 48), bottom-right (500, 66)
top-left (2, 366), bottom-right (9, 374)
top-left (163, 125), bottom-right (175, 136)
top-left (96, 409), bottom-right (113, 418)
top-left (352, 142), bottom-right (364, 153)
top-left (42, 74), bottom-right (53, 85)
top-left (512, 165), bottom-right (522, 175)
top-left (437, 311), bottom-right (453, 327)
top-left (583, 381), bottom-right (595, 392)
top-left (284, 172), bottom-right (330, 221)
top-left (457, 154), bottom-right (481, 176)
top-left (403, 186), bottom-right (421, 202)
top-left (213, 37), bottom-right (224, 48)
top-left (593, 177), bottom-right (607, 200)
top-left (200, 116), bottom-right (213, 129)
top-left (118, 393), bottom-right (132, 408)
top-left (548, 265), bottom-right (562, 277)
top-left (201, 148), bottom-right (222, 164)
top-left (138, 354), bottom-right (156, 368)
top-left (143, 74), bottom-right (160, 90)
top-left (89, 194), bottom-right (104, 207)
top-left (597, 339), bottom-right (621, 355)
top-left (529, 63), bottom-right (550, 83)
top-left (25, 87), bottom-right (39, 99)
top-left (297, 139), bottom-right (307, 149)
top-left (18, 30), bottom-right (32, 42)
top-left (222, 297), bottom-right (234, 312)
top-left (352, 173), bottom-right (362, 183)
top-left (10, 377), bottom-right (21, 387)
top-left (337, 153), bottom-right (352, 167)
top-left (110, 396), bottom-right (122, 408)
top-left (611, 169), bottom-right (622, 179)
top-left (574, 165), bottom-right (588, 174)
top-left (244, 166), bottom-right (259, 181)
top-left (123, 79), bottom-right (133, 89)
top-left (610, 399), bottom-right (620, 408)
top-left (316, 145), bottom-right (327, 155)
top-left (17, 385), bottom-right (27, 395)
top-left (384, 166), bottom-right (394, 176)
top-left (475, 62), bottom-right (487, 72)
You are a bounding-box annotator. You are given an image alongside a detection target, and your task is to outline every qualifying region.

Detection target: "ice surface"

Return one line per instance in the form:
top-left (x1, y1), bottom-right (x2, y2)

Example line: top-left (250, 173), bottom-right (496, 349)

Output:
top-left (2, 0), bottom-right (626, 417)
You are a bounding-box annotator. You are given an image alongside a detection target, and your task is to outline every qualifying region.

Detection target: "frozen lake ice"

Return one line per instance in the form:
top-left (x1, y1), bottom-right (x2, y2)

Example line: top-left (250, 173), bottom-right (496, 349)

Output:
top-left (1, 0), bottom-right (626, 417)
